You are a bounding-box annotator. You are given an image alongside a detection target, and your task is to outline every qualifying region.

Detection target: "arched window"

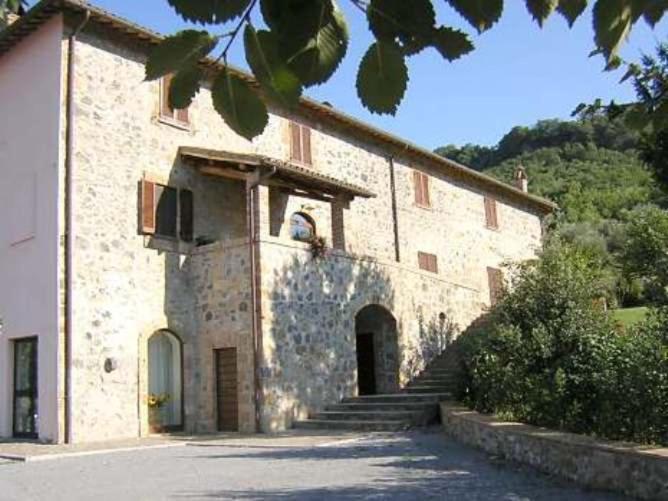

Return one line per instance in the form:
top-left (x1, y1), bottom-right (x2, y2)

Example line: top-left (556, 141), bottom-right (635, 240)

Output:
top-left (148, 330), bottom-right (183, 430)
top-left (290, 212), bottom-right (316, 242)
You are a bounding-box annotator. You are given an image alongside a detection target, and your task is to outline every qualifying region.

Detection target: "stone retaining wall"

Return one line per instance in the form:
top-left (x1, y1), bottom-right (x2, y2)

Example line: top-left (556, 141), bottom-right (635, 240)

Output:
top-left (441, 403), bottom-right (668, 500)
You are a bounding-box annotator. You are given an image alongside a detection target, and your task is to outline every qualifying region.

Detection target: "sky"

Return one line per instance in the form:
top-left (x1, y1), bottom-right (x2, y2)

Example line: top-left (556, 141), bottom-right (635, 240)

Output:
top-left (48, 1), bottom-right (668, 149)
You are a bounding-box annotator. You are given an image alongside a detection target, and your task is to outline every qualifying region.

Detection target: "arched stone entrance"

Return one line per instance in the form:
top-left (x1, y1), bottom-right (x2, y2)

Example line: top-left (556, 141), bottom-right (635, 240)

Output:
top-left (147, 330), bottom-right (183, 431)
top-left (354, 305), bottom-right (399, 395)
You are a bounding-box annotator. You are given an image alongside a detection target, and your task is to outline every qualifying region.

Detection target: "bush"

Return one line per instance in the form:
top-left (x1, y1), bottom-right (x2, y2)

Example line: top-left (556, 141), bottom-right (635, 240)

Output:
top-left (454, 240), bottom-right (668, 445)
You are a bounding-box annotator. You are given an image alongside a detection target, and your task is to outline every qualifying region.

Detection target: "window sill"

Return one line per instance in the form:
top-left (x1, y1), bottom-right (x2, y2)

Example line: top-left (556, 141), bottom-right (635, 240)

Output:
top-left (157, 115), bottom-right (191, 131)
top-left (143, 234), bottom-right (193, 254)
top-left (414, 203), bottom-right (433, 211)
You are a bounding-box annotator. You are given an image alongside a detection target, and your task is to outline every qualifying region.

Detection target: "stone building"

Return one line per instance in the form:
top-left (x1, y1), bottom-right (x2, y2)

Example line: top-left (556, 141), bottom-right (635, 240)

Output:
top-left (0, 0), bottom-right (555, 443)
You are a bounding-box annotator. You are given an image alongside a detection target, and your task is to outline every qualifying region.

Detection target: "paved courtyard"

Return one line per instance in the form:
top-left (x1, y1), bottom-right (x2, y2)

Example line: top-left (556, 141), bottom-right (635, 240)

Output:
top-left (0, 430), bottom-right (627, 500)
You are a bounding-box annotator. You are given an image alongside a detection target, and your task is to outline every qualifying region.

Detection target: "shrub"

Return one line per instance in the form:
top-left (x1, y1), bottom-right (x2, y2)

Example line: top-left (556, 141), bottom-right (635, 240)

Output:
top-left (455, 239), bottom-right (668, 445)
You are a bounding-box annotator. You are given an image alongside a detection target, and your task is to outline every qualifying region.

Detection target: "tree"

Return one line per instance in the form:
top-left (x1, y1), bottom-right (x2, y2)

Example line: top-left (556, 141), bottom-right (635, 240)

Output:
top-left (4, 0), bottom-right (660, 140)
top-left (620, 205), bottom-right (668, 303)
top-left (575, 42), bottom-right (668, 192)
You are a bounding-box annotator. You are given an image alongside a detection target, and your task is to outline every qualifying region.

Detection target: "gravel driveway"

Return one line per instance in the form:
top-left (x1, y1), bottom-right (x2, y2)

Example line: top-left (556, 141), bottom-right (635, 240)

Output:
top-left (0, 430), bottom-right (627, 500)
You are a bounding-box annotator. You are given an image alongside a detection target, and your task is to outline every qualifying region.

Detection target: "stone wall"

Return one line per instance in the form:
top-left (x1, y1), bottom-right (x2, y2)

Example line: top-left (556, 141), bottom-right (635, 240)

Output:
top-left (63, 22), bottom-right (545, 441)
top-left (441, 403), bottom-right (668, 500)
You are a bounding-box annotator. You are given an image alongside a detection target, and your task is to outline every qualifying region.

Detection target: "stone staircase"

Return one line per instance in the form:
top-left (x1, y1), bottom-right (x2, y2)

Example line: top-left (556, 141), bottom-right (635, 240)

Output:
top-left (293, 350), bottom-right (460, 431)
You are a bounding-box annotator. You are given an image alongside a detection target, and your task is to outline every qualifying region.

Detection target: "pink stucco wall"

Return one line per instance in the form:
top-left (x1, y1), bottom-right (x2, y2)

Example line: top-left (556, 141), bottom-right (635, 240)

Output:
top-left (0, 15), bottom-right (64, 442)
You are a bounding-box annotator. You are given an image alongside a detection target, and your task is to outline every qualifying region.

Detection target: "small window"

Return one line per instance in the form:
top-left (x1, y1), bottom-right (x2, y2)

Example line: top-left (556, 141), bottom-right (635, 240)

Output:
top-left (141, 179), bottom-right (193, 242)
top-left (487, 266), bottom-right (504, 306)
top-left (484, 197), bottom-right (499, 229)
top-left (290, 121), bottom-right (312, 165)
top-left (413, 170), bottom-right (431, 208)
top-left (160, 75), bottom-right (189, 125)
top-left (290, 212), bottom-right (316, 242)
top-left (418, 252), bottom-right (438, 273)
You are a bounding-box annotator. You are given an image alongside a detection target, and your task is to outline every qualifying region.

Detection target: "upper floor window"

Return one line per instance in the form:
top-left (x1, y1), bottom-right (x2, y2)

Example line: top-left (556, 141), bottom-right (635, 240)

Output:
top-left (487, 266), bottom-right (504, 306)
top-left (290, 212), bottom-right (316, 242)
top-left (141, 179), bottom-right (193, 242)
top-left (413, 170), bottom-right (431, 208)
top-left (290, 121), bottom-right (312, 165)
top-left (484, 196), bottom-right (499, 229)
top-left (418, 251), bottom-right (438, 274)
top-left (160, 75), bottom-right (190, 125)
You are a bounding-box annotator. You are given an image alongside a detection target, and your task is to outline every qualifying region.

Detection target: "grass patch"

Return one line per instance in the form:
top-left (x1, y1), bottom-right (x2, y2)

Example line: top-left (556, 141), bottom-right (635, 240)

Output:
top-left (612, 307), bottom-right (649, 328)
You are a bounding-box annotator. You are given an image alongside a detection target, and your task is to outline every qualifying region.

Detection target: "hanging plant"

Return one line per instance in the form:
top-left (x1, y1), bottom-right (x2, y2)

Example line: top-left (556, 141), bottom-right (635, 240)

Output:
top-left (309, 235), bottom-right (328, 260)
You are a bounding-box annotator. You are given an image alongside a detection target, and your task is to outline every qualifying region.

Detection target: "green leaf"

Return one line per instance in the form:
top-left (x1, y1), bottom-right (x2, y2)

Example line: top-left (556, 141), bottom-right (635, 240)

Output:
top-left (356, 41), bottom-right (408, 115)
top-left (261, 0), bottom-right (334, 53)
top-left (432, 26), bottom-right (474, 61)
top-left (288, 2), bottom-right (349, 86)
top-left (643, 0), bottom-right (668, 26)
top-left (525, 0), bottom-right (559, 26)
top-left (244, 25), bottom-right (302, 107)
top-left (169, 65), bottom-right (204, 109)
top-left (446, 0), bottom-right (504, 33)
top-left (593, 0), bottom-right (634, 61)
top-left (167, 0), bottom-right (252, 24)
top-left (624, 104), bottom-right (651, 130)
top-left (557, 0), bottom-right (588, 27)
top-left (145, 30), bottom-right (216, 81)
top-left (367, 0), bottom-right (436, 43)
top-left (212, 70), bottom-right (269, 141)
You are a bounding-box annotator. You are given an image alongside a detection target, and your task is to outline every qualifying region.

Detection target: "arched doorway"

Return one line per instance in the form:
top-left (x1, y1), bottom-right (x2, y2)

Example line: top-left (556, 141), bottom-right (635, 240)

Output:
top-left (147, 330), bottom-right (183, 431)
top-left (355, 305), bottom-right (399, 395)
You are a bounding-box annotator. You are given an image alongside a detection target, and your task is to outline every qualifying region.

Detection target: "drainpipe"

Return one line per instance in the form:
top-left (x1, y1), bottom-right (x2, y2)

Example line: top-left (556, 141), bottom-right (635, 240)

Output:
top-left (246, 166), bottom-right (277, 433)
top-left (388, 157), bottom-right (400, 263)
top-left (64, 10), bottom-right (90, 445)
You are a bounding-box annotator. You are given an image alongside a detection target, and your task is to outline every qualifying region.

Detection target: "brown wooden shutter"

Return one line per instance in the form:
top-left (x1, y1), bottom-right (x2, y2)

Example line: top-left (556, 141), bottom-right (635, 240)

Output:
top-left (179, 189), bottom-right (194, 242)
top-left (302, 126), bottom-right (312, 165)
top-left (485, 197), bottom-right (498, 229)
top-left (141, 179), bottom-right (156, 234)
top-left (418, 252), bottom-right (438, 273)
top-left (413, 171), bottom-right (423, 206)
top-left (176, 106), bottom-right (189, 124)
top-left (290, 121), bottom-right (302, 162)
top-left (422, 173), bottom-right (431, 207)
top-left (161, 75), bottom-right (173, 117)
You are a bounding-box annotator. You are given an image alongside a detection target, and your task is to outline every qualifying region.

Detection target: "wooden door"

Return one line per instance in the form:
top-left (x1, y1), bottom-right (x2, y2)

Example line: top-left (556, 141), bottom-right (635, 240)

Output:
top-left (215, 348), bottom-right (239, 431)
top-left (356, 333), bottom-right (376, 395)
top-left (13, 337), bottom-right (38, 438)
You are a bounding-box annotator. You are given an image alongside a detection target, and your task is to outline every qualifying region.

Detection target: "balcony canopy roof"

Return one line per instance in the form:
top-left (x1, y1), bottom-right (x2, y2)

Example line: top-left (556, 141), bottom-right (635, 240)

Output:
top-left (179, 146), bottom-right (376, 202)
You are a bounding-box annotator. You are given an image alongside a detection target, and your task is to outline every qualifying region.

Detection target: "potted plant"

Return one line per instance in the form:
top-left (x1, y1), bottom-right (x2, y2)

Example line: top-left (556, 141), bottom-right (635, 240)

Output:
top-left (147, 393), bottom-right (170, 433)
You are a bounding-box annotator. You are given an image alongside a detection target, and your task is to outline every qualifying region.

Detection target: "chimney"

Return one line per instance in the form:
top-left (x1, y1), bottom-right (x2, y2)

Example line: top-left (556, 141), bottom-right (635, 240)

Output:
top-left (514, 165), bottom-right (528, 193)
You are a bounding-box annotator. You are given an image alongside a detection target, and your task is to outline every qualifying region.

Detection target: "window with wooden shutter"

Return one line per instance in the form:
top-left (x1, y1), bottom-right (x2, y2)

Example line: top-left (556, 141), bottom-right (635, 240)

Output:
top-left (140, 179), bottom-right (193, 242)
top-left (179, 189), bottom-right (194, 242)
top-left (413, 171), bottom-right (431, 208)
top-left (141, 179), bottom-right (156, 234)
top-left (290, 121), bottom-right (312, 165)
top-left (418, 252), bottom-right (438, 273)
top-left (160, 75), bottom-right (190, 125)
top-left (155, 184), bottom-right (178, 238)
top-left (487, 267), bottom-right (504, 306)
top-left (484, 197), bottom-right (499, 229)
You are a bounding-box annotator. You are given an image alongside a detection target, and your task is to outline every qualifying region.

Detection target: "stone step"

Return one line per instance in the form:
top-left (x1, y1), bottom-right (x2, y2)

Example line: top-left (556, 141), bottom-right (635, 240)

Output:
top-left (293, 419), bottom-right (410, 432)
top-left (343, 392), bottom-right (452, 404)
top-left (410, 378), bottom-right (457, 385)
top-left (419, 370), bottom-right (458, 377)
top-left (403, 386), bottom-right (453, 394)
top-left (328, 402), bottom-right (436, 412)
top-left (312, 410), bottom-right (421, 422)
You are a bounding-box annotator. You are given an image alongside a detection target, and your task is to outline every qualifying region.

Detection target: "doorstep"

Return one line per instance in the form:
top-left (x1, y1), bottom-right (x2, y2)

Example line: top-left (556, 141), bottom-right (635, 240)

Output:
top-left (0, 435), bottom-right (186, 462)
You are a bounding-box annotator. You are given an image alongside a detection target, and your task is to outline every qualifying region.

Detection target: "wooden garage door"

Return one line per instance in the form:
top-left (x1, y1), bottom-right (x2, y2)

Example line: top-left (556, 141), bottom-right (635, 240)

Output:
top-left (215, 348), bottom-right (239, 432)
